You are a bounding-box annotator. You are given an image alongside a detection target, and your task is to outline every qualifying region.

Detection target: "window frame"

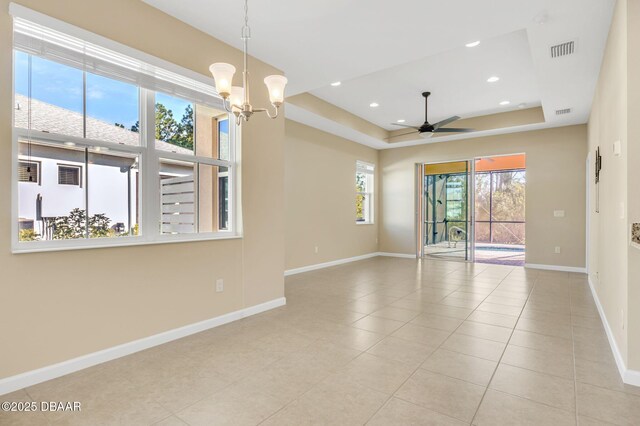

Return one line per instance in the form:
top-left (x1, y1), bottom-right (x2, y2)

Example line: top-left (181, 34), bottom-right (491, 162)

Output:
top-left (18, 160), bottom-right (40, 184)
top-left (11, 59), bottom-right (240, 254)
top-left (356, 160), bottom-right (375, 225)
top-left (57, 164), bottom-right (82, 187)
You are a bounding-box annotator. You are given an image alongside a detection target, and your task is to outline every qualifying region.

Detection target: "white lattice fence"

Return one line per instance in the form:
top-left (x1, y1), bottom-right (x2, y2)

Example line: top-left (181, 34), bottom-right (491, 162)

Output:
top-left (161, 175), bottom-right (195, 234)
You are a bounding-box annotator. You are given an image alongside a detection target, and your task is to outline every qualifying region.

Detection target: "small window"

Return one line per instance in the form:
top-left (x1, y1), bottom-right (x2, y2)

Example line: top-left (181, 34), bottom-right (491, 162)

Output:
top-left (356, 161), bottom-right (375, 224)
top-left (58, 165), bottom-right (81, 186)
top-left (18, 161), bottom-right (39, 184)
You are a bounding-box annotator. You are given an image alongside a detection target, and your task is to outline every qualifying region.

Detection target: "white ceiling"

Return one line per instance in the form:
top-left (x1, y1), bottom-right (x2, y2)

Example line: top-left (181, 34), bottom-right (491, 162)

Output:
top-left (144, 0), bottom-right (615, 140)
top-left (312, 29), bottom-right (541, 130)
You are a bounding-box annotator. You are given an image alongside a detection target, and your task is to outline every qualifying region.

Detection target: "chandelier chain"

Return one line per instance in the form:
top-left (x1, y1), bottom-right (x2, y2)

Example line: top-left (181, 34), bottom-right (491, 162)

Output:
top-left (242, 0), bottom-right (250, 39)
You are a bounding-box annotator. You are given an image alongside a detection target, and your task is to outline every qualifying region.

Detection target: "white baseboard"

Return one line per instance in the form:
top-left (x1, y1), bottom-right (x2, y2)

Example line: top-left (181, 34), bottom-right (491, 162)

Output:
top-left (524, 263), bottom-right (587, 273)
top-left (378, 252), bottom-right (416, 259)
top-left (587, 276), bottom-right (640, 387)
top-left (0, 297), bottom-right (286, 396)
top-left (284, 253), bottom-right (380, 276)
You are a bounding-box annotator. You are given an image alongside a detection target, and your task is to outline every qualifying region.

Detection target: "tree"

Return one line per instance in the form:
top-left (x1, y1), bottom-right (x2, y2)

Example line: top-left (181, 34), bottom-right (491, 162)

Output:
top-left (178, 104), bottom-right (194, 149)
top-left (155, 103), bottom-right (180, 142)
top-left (153, 103), bottom-right (194, 150)
top-left (110, 103), bottom-right (194, 145)
top-left (356, 172), bottom-right (366, 221)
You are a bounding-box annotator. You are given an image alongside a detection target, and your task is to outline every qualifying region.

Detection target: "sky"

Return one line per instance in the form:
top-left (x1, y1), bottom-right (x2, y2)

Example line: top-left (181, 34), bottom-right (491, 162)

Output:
top-left (15, 50), bottom-right (194, 130)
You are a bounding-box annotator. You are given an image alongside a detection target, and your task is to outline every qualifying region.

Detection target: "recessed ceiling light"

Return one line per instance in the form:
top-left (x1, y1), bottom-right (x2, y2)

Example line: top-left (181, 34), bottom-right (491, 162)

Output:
top-left (499, 100), bottom-right (510, 106)
top-left (487, 76), bottom-right (500, 83)
top-left (330, 81), bottom-right (341, 87)
top-left (518, 102), bottom-right (527, 109)
top-left (397, 119), bottom-right (406, 123)
top-left (64, 142), bottom-right (76, 147)
top-left (465, 41), bottom-right (481, 48)
top-left (369, 102), bottom-right (379, 108)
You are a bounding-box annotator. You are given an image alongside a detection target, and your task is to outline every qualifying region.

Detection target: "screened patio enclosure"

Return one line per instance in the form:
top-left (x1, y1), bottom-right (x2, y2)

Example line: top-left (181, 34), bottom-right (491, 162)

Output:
top-left (423, 161), bottom-right (472, 261)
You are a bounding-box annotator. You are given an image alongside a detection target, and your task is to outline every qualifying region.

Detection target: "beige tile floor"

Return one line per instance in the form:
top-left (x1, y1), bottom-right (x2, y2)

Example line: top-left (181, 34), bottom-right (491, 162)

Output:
top-left (3, 257), bottom-right (640, 425)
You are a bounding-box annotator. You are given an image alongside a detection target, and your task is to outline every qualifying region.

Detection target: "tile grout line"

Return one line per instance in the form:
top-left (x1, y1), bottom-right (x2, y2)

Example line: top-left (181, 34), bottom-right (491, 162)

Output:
top-left (468, 268), bottom-right (537, 425)
top-left (570, 276), bottom-right (580, 426)
top-left (362, 263), bottom-right (517, 425)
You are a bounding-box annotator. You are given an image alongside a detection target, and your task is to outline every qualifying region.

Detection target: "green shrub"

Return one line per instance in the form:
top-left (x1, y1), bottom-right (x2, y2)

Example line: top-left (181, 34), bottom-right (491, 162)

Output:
top-left (19, 229), bottom-right (40, 241)
top-left (50, 208), bottom-right (112, 239)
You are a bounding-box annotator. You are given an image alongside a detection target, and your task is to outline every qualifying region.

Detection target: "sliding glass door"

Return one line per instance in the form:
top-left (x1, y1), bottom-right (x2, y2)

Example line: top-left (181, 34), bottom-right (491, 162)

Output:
top-left (420, 160), bottom-right (474, 261)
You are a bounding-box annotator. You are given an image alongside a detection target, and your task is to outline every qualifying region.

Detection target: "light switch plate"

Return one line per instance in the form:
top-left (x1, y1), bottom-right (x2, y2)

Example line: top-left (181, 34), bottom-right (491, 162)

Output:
top-left (554, 210), bottom-right (565, 218)
top-left (613, 140), bottom-right (621, 157)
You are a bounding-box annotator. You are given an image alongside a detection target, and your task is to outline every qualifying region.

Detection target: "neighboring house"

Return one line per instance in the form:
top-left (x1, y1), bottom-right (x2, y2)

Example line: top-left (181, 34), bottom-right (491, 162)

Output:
top-left (15, 94), bottom-right (199, 239)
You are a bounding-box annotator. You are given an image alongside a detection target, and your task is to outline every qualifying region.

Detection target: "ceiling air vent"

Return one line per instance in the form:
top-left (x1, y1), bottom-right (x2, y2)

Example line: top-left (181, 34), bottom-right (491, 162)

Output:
top-left (550, 41), bottom-right (575, 58)
top-left (556, 108), bottom-right (572, 115)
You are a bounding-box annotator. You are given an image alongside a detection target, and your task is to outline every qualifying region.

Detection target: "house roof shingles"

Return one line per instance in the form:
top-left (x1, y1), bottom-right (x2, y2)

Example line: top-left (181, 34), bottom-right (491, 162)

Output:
top-left (14, 94), bottom-right (193, 155)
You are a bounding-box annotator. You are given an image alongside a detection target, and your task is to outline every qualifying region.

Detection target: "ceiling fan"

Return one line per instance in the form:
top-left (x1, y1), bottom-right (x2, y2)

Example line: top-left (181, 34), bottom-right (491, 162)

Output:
top-left (392, 92), bottom-right (473, 138)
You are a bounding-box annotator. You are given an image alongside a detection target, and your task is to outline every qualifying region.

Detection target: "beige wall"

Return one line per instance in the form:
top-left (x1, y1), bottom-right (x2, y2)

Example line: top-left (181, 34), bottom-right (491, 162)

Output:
top-left (627, 0), bottom-right (640, 371)
top-left (284, 120), bottom-right (378, 270)
top-left (379, 125), bottom-right (588, 269)
top-left (588, 0), bottom-right (640, 371)
top-left (287, 93), bottom-right (388, 141)
top-left (0, 0), bottom-right (285, 379)
top-left (587, 0), bottom-right (629, 366)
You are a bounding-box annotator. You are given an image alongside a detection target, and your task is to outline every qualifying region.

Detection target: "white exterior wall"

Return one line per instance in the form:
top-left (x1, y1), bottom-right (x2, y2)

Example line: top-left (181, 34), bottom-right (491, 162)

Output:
top-left (18, 156), bottom-right (137, 236)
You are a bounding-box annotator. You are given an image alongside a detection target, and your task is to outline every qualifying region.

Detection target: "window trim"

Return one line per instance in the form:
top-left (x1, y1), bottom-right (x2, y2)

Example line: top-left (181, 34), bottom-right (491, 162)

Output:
top-left (356, 160), bottom-right (375, 225)
top-left (57, 163), bottom-right (82, 187)
top-left (11, 64), bottom-right (241, 254)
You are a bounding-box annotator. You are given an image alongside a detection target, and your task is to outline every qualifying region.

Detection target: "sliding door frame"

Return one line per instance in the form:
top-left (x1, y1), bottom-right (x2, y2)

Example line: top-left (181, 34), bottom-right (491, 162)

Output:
top-left (415, 163), bottom-right (425, 259)
top-left (416, 159), bottom-right (475, 262)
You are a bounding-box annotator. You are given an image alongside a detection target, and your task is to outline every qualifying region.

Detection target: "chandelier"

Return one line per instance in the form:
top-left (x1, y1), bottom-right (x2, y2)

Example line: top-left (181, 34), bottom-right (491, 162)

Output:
top-left (209, 0), bottom-right (287, 124)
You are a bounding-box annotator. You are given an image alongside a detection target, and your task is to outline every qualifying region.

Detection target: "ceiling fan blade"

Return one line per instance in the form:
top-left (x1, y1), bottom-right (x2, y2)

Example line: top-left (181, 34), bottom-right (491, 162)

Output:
top-left (391, 130), bottom-right (420, 138)
top-left (433, 127), bottom-right (474, 133)
top-left (432, 115), bottom-right (461, 129)
top-left (391, 123), bottom-right (421, 130)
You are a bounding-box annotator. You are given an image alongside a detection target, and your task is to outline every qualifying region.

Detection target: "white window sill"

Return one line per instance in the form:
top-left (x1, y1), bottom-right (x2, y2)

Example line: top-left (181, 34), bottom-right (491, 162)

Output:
top-left (356, 222), bottom-right (375, 225)
top-left (12, 232), bottom-right (242, 254)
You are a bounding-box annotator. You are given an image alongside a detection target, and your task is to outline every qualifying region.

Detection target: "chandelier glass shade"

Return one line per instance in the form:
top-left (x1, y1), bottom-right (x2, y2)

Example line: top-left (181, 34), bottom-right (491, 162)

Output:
top-left (209, 0), bottom-right (287, 124)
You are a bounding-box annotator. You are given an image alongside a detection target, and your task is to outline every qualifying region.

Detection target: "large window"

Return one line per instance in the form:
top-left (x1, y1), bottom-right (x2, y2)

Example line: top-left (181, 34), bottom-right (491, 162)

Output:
top-left (12, 15), bottom-right (236, 251)
top-left (356, 161), bottom-right (375, 224)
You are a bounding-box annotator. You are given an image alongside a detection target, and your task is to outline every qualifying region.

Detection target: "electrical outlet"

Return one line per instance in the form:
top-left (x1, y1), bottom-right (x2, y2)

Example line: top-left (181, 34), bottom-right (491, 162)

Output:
top-left (554, 210), bottom-right (565, 218)
top-left (554, 246), bottom-right (561, 254)
top-left (314, 246), bottom-right (319, 254)
top-left (215, 279), bottom-right (224, 293)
